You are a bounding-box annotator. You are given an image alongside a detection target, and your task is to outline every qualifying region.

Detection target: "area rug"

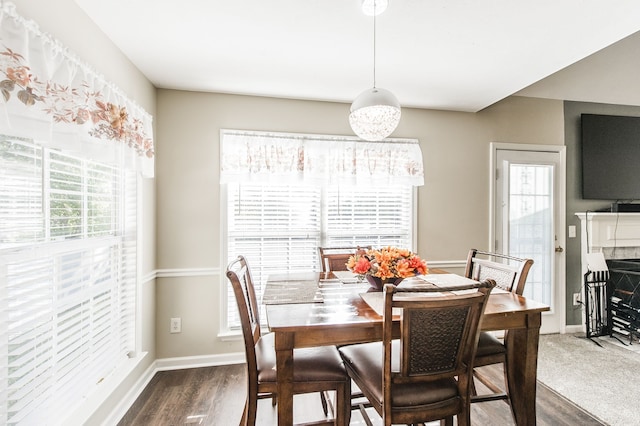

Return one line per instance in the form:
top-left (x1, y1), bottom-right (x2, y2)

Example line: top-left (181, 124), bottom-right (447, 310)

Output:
top-left (537, 333), bottom-right (640, 425)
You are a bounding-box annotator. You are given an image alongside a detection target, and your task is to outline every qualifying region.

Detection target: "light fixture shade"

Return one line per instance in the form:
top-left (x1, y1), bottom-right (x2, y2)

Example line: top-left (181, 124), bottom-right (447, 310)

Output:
top-left (349, 87), bottom-right (401, 141)
top-left (361, 0), bottom-right (389, 16)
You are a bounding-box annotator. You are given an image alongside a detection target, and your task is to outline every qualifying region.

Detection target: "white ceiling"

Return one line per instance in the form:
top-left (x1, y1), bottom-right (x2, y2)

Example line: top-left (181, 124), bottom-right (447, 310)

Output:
top-left (74, 0), bottom-right (640, 112)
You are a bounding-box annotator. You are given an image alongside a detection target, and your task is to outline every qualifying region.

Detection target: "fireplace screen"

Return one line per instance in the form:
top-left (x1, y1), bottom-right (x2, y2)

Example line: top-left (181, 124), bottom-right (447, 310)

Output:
top-left (607, 259), bottom-right (640, 343)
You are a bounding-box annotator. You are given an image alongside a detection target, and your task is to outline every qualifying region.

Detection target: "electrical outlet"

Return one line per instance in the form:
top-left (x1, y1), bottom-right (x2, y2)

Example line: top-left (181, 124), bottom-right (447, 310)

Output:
top-left (573, 293), bottom-right (581, 306)
top-left (170, 317), bottom-right (182, 333)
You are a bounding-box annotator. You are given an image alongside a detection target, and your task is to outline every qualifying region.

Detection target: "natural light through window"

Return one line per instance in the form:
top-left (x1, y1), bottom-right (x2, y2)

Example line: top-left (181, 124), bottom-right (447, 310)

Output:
top-left (220, 130), bottom-right (424, 331)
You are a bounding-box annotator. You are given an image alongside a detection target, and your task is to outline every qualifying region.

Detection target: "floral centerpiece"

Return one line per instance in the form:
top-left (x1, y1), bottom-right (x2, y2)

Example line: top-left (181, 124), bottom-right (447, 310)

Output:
top-left (346, 246), bottom-right (428, 291)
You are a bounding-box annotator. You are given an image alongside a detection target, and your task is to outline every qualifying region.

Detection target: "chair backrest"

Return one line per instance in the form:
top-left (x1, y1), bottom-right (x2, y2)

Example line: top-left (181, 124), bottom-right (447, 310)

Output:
top-left (318, 246), bottom-right (371, 272)
top-left (226, 255), bottom-right (261, 380)
top-left (381, 280), bottom-right (495, 420)
top-left (464, 249), bottom-right (533, 295)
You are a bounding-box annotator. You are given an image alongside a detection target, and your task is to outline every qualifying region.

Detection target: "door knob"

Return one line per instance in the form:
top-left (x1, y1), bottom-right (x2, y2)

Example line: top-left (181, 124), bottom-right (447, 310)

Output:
top-left (555, 246), bottom-right (564, 253)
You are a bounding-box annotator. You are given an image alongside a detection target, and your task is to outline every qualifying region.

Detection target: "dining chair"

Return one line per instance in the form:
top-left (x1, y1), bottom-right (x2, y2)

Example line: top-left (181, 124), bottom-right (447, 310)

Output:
top-left (338, 280), bottom-right (496, 426)
top-left (318, 246), bottom-right (371, 273)
top-left (464, 249), bottom-right (534, 406)
top-left (226, 255), bottom-right (351, 426)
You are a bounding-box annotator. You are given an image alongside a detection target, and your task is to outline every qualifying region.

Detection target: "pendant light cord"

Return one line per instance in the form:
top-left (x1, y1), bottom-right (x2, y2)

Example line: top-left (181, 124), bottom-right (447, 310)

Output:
top-left (372, 5), bottom-right (377, 88)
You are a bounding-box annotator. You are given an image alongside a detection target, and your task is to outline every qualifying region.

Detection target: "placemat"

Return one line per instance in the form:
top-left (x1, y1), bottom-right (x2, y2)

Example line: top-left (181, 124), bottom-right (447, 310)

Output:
top-left (331, 270), bottom-right (362, 284)
top-left (415, 273), bottom-right (479, 287)
top-left (360, 273), bottom-right (505, 315)
top-left (262, 280), bottom-right (323, 305)
top-left (360, 291), bottom-right (446, 316)
top-left (360, 292), bottom-right (400, 316)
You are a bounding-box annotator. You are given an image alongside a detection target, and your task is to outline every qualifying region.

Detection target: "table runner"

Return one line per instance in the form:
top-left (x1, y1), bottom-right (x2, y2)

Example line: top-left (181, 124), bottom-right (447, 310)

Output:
top-left (262, 279), bottom-right (324, 304)
top-left (360, 274), bottom-right (500, 315)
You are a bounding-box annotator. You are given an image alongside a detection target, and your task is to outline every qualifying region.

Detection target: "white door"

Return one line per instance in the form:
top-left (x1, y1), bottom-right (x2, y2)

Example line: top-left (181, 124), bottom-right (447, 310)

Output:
top-left (492, 144), bottom-right (566, 334)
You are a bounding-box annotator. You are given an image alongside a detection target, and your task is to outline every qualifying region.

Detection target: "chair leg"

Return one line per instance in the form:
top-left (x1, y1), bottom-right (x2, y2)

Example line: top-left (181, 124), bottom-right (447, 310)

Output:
top-left (320, 391), bottom-right (329, 415)
top-left (470, 373), bottom-right (478, 396)
top-left (242, 397), bottom-right (256, 426)
top-left (340, 381), bottom-right (352, 426)
top-left (358, 403), bottom-right (374, 426)
top-left (456, 405), bottom-right (471, 426)
top-left (440, 417), bottom-right (453, 426)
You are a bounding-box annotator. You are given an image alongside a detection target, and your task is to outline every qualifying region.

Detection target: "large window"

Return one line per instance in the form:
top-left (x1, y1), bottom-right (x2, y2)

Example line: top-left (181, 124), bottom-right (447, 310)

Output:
top-left (0, 135), bottom-right (137, 424)
top-left (0, 6), bottom-right (154, 423)
top-left (221, 130), bottom-right (423, 331)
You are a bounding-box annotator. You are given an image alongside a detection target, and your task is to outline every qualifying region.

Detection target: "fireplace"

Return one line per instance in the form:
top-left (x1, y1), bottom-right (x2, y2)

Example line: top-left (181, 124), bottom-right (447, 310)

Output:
top-left (577, 212), bottom-right (640, 343)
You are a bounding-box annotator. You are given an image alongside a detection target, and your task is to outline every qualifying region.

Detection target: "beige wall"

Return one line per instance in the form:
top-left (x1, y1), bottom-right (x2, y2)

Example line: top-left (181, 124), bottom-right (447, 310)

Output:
top-left (154, 90), bottom-right (564, 358)
top-left (12, 1), bottom-right (157, 423)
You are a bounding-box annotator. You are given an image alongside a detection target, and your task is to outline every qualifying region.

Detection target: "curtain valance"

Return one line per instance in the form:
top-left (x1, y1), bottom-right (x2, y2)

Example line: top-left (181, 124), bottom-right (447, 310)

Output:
top-left (0, 2), bottom-right (154, 176)
top-left (220, 130), bottom-right (424, 186)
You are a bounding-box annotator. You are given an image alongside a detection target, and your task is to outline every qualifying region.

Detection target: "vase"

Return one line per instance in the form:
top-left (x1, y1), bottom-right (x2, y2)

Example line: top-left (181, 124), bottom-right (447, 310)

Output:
top-left (365, 275), bottom-right (404, 292)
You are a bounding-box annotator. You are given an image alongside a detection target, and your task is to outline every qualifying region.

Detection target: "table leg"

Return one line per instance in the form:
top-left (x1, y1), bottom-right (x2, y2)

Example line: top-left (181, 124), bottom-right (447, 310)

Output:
top-left (505, 312), bottom-right (542, 426)
top-left (275, 331), bottom-right (295, 426)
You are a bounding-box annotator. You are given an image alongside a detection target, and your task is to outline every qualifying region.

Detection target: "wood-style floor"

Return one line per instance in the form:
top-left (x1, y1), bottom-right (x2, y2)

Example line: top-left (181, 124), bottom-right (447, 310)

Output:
top-left (117, 363), bottom-right (604, 425)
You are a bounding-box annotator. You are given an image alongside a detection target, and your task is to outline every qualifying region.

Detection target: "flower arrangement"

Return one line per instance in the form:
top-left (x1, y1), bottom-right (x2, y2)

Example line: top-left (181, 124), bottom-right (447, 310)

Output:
top-left (346, 246), bottom-right (428, 281)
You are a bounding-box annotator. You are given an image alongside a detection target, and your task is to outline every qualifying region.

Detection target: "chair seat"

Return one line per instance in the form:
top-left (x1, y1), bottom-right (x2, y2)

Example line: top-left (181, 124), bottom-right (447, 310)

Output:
top-left (339, 341), bottom-right (459, 408)
top-left (475, 332), bottom-right (506, 358)
top-left (256, 333), bottom-right (348, 383)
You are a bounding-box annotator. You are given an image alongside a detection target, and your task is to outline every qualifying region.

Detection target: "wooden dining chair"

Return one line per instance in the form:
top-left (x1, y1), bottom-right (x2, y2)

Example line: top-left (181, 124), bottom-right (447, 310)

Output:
top-left (318, 246), bottom-right (371, 273)
top-left (338, 280), bottom-right (495, 426)
top-left (464, 249), bottom-right (534, 406)
top-left (226, 255), bottom-right (351, 426)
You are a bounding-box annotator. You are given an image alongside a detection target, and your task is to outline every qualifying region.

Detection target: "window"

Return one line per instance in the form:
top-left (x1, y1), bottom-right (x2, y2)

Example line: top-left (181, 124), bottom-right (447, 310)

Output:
top-left (221, 130), bottom-right (423, 331)
top-left (0, 135), bottom-right (137, 424)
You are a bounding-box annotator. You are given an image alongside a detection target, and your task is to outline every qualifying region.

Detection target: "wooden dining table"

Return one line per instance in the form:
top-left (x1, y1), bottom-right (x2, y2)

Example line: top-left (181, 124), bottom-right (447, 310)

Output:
top-left (264, 269), bottom-right (550, 426)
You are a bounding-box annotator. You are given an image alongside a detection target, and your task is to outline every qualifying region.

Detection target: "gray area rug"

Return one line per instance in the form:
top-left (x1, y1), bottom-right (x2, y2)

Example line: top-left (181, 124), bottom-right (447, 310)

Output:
top-left (537, 333), bottom-right (640, 426)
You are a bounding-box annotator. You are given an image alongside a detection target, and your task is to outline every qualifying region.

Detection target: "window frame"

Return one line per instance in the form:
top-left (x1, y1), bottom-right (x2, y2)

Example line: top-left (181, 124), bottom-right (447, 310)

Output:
top-left (219, 130), bottom-right (420, 335)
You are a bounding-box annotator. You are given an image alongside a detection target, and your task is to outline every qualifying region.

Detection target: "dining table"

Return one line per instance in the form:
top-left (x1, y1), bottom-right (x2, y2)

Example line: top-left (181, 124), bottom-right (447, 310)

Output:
top-left (263, 269), bottom-right (550, 426)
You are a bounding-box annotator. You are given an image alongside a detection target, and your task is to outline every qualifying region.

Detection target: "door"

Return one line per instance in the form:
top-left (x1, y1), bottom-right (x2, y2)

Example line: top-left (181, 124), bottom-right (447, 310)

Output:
top-left (492, 144), bottom-right (566, 334)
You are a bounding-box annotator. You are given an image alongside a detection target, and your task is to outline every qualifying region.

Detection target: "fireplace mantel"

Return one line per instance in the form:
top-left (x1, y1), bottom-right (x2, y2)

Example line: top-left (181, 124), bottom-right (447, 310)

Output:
top-left (576, 212), bottom-right (640, 273)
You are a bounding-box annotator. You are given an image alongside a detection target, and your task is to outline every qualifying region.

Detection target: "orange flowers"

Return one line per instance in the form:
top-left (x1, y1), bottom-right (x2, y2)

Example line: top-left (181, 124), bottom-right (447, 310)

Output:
top-left (347, 246), bottom-right (428, 280)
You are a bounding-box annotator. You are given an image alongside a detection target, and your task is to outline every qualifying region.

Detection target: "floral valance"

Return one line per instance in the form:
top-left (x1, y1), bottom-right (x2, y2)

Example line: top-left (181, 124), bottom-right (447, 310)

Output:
top-left (220, 130), bottom-right (424, 186)
top-left (0, 2), bottom-right (154, 177)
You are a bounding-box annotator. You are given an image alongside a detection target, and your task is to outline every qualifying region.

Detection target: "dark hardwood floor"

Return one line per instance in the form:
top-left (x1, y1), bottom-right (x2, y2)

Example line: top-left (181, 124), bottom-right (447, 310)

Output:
top-left (118, 363), bottom-right (604, 425)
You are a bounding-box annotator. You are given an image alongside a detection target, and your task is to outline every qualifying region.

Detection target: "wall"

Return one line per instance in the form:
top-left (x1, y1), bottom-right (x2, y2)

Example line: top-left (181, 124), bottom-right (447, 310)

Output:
top-left (564, 101), bottom-right (640, 326)
top-left (154, 91), bottom-right (564, 358)
top-left (11, 1), bottom-right (157, 423)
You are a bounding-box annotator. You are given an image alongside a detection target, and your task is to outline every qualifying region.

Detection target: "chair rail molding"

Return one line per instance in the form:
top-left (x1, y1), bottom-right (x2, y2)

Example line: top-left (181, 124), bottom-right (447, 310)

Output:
top-left (155, 267), bottom-right (219, 279)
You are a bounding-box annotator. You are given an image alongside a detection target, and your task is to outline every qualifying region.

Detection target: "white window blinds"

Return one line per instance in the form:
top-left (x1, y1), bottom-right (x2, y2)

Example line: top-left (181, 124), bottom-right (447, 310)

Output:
top-left (221, 130), bottom-right (421, 330)
top-left (0, 135), bottom-right (137, 425)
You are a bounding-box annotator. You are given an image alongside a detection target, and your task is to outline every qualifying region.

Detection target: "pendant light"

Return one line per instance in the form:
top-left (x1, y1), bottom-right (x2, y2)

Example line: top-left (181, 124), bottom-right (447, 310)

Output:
top-left (349, 0), bottom-right (401, 141)
top-left (361, 0), bottom-right (388, 16)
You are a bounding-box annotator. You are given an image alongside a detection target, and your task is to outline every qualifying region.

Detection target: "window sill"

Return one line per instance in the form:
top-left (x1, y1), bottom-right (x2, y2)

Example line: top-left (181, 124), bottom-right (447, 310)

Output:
top-left (218, 330), bottom-right (243, 341)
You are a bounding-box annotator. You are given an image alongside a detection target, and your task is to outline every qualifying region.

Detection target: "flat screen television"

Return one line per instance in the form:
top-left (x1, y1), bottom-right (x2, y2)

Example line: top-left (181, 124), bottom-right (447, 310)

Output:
top-left (581, 113), bottom-right (640, 200)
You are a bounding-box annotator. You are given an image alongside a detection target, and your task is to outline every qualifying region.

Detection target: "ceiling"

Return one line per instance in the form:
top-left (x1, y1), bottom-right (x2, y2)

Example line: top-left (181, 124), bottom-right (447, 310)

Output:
top-left (74, 0), bottom-right (640, 112)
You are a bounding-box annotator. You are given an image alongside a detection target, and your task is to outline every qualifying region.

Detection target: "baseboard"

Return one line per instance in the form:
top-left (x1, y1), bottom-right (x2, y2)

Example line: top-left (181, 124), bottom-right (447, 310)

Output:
top-left (563, 324), bottom-right (585, 334)
top-left (155, 352), bottom-right (245, 371)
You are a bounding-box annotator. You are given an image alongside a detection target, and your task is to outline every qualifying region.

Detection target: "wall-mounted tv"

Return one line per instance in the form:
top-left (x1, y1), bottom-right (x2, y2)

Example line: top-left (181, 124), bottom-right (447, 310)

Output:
top-left (581, 113), bottom-right (640, 200)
